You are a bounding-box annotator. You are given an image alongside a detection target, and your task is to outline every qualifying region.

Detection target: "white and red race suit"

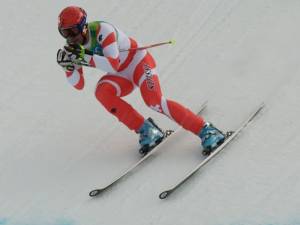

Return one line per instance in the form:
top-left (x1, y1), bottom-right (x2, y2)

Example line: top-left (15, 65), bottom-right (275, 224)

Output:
top-left (63, 21), bottom-right (205, 134)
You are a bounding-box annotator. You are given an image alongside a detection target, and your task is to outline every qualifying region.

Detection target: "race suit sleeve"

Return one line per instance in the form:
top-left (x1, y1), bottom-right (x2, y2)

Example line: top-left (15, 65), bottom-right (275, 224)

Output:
top-left (63, 64), bottom-right (85, 90)
top-left (83, 23), bottom-right (120, 73)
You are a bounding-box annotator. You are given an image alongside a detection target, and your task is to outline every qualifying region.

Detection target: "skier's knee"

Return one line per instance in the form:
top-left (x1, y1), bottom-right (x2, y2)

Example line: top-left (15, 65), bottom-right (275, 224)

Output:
top-left (96, 93), bottom-right (118, 114)
top-left (95, 83), bottom-right (116, 101)
top-left (95, 83), bottom-right (118, 112)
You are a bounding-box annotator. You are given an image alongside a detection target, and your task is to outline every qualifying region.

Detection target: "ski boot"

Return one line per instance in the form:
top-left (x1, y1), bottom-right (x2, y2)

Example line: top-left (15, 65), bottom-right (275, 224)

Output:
top-left (138, 118), bottom-right (165, 156)
top-left (199, 122), bottom-right (226, 156)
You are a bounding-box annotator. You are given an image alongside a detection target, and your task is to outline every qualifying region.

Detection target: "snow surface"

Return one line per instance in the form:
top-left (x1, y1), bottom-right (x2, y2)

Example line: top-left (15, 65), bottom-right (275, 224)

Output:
top-left (1, 0), bottom-right (300, 224)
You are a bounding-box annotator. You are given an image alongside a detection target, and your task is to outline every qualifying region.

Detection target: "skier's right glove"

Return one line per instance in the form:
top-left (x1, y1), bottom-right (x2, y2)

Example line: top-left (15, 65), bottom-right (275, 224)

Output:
top-left (57, 49), bottom-right (75, 71)
top-left (64, 44), bottom-right (93, 65)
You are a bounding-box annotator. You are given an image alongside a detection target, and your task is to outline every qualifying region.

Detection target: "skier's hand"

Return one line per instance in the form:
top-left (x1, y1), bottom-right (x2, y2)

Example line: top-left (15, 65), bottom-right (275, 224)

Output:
top-left (64, 44), bottom-right (86, 63)
top-left (57, 49), bottom-right (75, 71)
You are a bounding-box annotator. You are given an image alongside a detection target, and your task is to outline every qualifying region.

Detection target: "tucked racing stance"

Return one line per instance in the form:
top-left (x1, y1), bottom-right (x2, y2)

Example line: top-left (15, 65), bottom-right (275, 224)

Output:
top-left (56, 6), bottom-right (226, 156)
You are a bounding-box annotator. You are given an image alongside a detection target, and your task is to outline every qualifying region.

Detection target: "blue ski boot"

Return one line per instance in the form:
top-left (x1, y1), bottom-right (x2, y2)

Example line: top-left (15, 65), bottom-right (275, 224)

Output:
top-left (138, 118), bottom-right (165, 156)
top-left (199, 122), bottom-right (226, 156)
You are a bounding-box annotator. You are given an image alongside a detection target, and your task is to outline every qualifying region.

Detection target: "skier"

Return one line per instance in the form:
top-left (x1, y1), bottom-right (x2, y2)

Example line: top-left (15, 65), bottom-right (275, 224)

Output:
top-left (56, 6), bottom-right (225, 155)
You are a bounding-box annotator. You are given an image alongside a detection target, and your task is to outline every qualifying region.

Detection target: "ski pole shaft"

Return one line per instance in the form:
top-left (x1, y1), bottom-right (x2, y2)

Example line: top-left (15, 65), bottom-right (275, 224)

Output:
top-left (82, 40), bottom-right (175, 56)
top-left (78, 40), bottom-right (175, 67)
top-left (119, 40), bottom-right (175, 52)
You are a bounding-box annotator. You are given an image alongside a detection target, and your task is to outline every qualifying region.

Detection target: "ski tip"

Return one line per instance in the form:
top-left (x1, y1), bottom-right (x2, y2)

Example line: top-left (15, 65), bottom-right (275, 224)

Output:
top-left (249, 102), bottom-right (266, 122)
top-left (159, 190), bottom-right (171, 199)
top-left (258, 102), bottom-right (266, 109)
top-left (89, 189), bottom-right (102, 197)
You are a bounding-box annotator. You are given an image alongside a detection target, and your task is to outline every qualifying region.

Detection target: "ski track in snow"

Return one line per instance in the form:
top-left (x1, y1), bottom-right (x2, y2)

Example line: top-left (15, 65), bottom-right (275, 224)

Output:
top-left (1, 0), bottom-right (300, 224)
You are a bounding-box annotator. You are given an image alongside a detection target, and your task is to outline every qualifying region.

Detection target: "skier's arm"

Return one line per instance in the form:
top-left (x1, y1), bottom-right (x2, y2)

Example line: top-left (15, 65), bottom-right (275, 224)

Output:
top-left (83, 23), bottom-right (120, 73)
top-left (64, 66), bottom-right (85, 90)
top-left (57, 49), bottom-right (85, 90)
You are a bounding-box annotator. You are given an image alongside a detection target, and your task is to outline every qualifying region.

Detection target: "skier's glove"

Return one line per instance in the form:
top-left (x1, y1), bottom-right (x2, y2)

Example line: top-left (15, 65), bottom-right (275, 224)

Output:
top-left (64, 44), bottom-right (87, 64)
top-left (57, 49), bottom-right (75, 71)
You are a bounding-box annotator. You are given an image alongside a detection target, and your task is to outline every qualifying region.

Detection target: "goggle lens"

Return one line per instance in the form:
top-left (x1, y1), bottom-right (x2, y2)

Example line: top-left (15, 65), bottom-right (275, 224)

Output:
top-left (59, 27), bottom-right (81, 38)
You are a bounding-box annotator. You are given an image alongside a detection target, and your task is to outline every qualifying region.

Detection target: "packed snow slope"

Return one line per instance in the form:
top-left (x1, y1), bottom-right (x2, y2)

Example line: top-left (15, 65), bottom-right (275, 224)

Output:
top-left (1, 0), bottom-right (300, 225)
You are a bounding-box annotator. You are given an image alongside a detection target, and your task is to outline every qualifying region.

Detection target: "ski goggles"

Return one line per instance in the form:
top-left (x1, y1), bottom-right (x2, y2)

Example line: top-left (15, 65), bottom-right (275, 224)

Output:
top-left (59, 27), bottom-right (82, 38)
top-left (59, 17), bottom-right (86, 38)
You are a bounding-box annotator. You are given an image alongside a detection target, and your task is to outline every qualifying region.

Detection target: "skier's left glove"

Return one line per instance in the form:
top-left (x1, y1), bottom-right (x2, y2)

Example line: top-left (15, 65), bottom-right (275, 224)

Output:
top-left (57, 49), bottom-right (75, 71)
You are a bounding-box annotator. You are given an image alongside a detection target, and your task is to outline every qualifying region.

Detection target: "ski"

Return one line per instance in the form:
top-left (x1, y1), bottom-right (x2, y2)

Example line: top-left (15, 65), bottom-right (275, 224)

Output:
top-left (159, 102), bottom-right (265, 199)
top-left (89, 100), bottom-right (208, 197)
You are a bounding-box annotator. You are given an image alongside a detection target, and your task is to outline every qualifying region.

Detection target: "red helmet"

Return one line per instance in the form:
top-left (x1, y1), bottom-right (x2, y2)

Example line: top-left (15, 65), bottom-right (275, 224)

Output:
top-left (58, 6), bottom-right (87, 38)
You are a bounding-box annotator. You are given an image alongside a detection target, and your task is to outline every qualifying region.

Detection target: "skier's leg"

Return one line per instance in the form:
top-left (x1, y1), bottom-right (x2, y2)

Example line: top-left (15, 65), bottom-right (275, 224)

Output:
top-left (133, 53), bottom-right (226, 153)
top-left (133, 53), bottom-right (205, 135)
top-left (95, 75), bottom-right (144, 132)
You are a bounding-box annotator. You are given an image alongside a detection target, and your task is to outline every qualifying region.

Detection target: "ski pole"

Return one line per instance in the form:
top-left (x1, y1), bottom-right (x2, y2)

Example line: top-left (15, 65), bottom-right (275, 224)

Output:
top-left (78, 39), bottom-right (175, 57)
top-left (72, 39), bottom-right (176, 66)
top-left (119, 39), bottom-right (176, 52)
